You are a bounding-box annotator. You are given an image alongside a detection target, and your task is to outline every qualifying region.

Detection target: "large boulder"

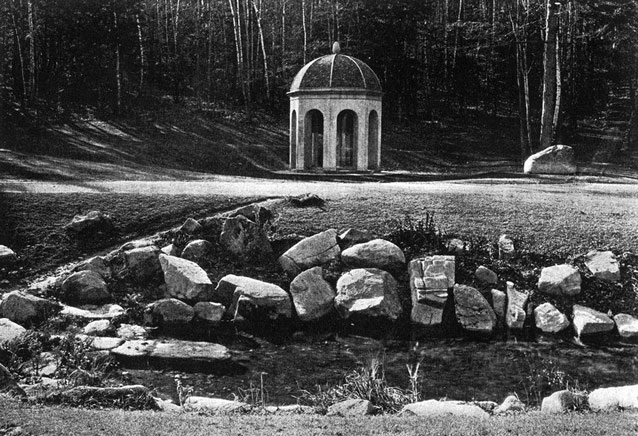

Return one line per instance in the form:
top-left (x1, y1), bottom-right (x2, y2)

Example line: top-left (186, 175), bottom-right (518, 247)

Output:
top-left (523, 144), bottom-right (577, 175)
top-left (0, 245), bottom-right (17, 267)
top-left (538, 265), bottom-right (581, 296)
top-left (64, 210), bottom-right (114, 235)
top-left (148, 298), bottom-right (195, 325)
top-left (219, 216), bottom-right (272, 260)
top-left (453, 285), bottom-right (497, 335)
top-left (61, 270), bottom-right (111, 304)
top-left (0, 318), bottom-right (26, 345)
top-left (589, 385), bottom-right (638, 411)
top-left (72, 256), bottom-right (111, 280)
top-left (335, 268), bottom-right (402, 320)
top-left (400, 400), bottom-right (489, 419)
top-left (584, 250), bottom-right (620, 283)
top-left (111, 339), bottom-right (232, 370)
top-left (541, 390), bottom-right (588, 413)
top-left (125, 246), bottom-right (162, 281)
top-left (278, 229), bottom-right (341, 277)
top-left (159, 254), bottom-right (214, 301)
top-left (220, 275), bottom-right (292, 320)
top-left (0, 291), bottom-right (61, 325)
top-left (409, 256), bottom-right (454, 327)
top-left (327, 399), bottom-right (376, 416)
top-left (505, 282), bottom-right (528, 330)
top-left (475, 266), bottom-right (498, 286)
top-left (340, 239), bottom-right (405, 271)
top-left (614, 313), bottom-right (638, 339)
top-left (289, 267), bottom-right (335, 321)
top-left (572, 304), bottom-right (615, 337)
top-left (181, 239), bottom-right (213, 265)
top-left (534, 302), bottom-right (570, 333)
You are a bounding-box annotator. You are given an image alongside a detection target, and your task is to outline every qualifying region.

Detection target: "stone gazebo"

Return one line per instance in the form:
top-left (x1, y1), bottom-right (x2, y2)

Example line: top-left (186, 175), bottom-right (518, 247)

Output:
top-left (288, 43), bottom-right (382, 171)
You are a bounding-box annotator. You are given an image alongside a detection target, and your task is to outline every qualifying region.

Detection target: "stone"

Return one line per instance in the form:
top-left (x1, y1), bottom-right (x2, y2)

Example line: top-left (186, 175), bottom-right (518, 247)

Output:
top-left (46, 385), bottom-right (150, 404)
top-left (538, 265), bottom-right (581, 296)
top-left (0, 245), bottom-right (17, 267)
top-left (335, 268), bottom-right (402, 320)
top-left (221, 275), bottom-right (292, 320)
top-left (453, 285), bottom-right (497, 335)
top-left (60, 304), bottom-right (125, 320)
top-left (64, 210), bottom-right (114, 234)
top-left (73, 256), bottom-right (111, 279)
top-left (505, 282), bottom-right (528, 330)
top-left (120, 239), bottom-right (157, 251)
top-left (339, 228), bottom-right (373, 247)
top-left (289, 267), bottom-right (335, 321)
top-left (153, 397), bottom-right (182, 413)
top-left (475, 266), bottom-right (498, 285)
top-left (111, 339), bottom-right (232, 369)
top-left (219, 215), bottom-right (273, 259)
top-left (125, 246), bottom-right (162, 281)
top-left (534, 303), bottom-right (570, 333)
top-left (89, 336), bottom-right (124, 351)
top-left (184, 396), bottom-right (249, 414)
top-left (148, 298), bottom-right (194, 325)
top-left (0, 363), bottom-right (26, 398)
top-left (584, 250), bottom-right (620, 283)
top-left (22, 351), bottom-right (58, 377)
top-left (83, 319), bottom-right (111, 336)
top-left (0, 291), bottom-right (61, 325)
top-left (61, 270), bottom-right (111, 304)
top-left (264, 405), bottom-right (315, 415)
top-left (494, 395), bottom-right (525, 414)
top-left (614, 313), bottom-right (638, 339)
top-left (409, 257), bottom-right (454, 327)
top-left (180, 217), bottom-right (203, 234)
top-left (181, 239), bottom-right (213, 264)
top-left (193, 302), bottom-right (225, 323)
top-left (226, 203), bottom-right (274, 226)
top-left (523, 144), bottom-right (577, 175)
top-left (541, 390), bottom-right (588, 413)
top-left (491, 289), bottom-right (507, 324)
top-left (278, 229), bottom-right (341, 277)
top-left (116, 324), bottom-right (148, 340)
top-left (572, 304), bottom-right (615, 337)
top-left (159, 254), bottom-right (214, 301)
top-left (498, 234), bottom-right (515, 260)
top-left (161, 244), bottom-right (178, 256)
top-left (446, 238), bottom-right (467, 255)
top-left (327, 399), bottom-right (376, 416)
top-left (340, 239), bottom-right (405, 271)
top-left (400, 400), bottom-right (489, 419)
top-left (589, 385), bottom-right (638, 411)
top-left (21, 377), bottom-right (61, 397)
top-left (0, 318), bottom-right (26, 344)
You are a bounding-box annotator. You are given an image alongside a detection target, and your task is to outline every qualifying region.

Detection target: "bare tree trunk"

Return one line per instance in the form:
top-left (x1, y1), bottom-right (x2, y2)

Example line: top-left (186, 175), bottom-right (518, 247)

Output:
top-left (508, 2), bottom-right (531, 160)
top-left (252, 0), bottom-right (270, 98)
top-left (11, 11), bottom-right (27, 106)
top-left (451, 0), bottom-right (463, 72)
top-left (27, 0), bottom-right (35, 102)
top-left (443, 0), bottom-right (449, 81)
top-left (114, 11), bottom-right (122, 114)
top-left (137, 15), bottom-right (145, 93)
top-left (301, 0), bottom-right (307, 64)
top-left (553, 12), bottom-right (562, 142)
top-left (281, 0), bottom-right (286, 66)
top-left (539, 0), bottom-right (560, 150)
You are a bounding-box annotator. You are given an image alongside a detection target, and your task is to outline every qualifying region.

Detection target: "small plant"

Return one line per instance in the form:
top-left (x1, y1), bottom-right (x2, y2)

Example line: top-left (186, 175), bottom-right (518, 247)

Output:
top-left (517, 352), bottom-right (584, 407)
top-left (233, 372), bottom-right (269, 409)
top-left (175, 375), bottom-right (194, 411)
top-left (406, 359), bottom-right (423, 403)
top-left (54, 334), bottom-right (118, 387)
top-left (384, 213), bottom-right (445, 260)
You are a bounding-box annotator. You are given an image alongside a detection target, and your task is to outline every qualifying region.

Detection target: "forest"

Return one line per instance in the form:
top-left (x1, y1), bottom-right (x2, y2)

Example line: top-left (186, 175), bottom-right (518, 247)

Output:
top-left (1, 0), bottom-right (637, 159)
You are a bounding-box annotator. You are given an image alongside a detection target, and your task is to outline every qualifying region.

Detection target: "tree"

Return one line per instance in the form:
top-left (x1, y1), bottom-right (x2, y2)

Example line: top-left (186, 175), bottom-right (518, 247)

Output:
top-left (539, 0), bottom-right (560, 150)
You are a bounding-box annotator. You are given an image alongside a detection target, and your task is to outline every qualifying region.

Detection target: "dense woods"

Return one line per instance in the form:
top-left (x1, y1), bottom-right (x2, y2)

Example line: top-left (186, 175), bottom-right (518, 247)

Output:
top-left (1, 0), bottom-right (637, 157)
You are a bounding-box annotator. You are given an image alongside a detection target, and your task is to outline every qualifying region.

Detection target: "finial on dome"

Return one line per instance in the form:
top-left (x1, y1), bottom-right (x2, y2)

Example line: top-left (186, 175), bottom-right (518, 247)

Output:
top-left (332, 42), bottom-right (341, 54)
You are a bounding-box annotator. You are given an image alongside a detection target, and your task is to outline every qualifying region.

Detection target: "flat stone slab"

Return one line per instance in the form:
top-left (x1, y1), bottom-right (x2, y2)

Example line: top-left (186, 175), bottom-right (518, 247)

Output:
top-left (60, 304), bottom-right (125, 320)
top-left (400, 400), bottom-right (489, 419)
top-left (184, 396), bottom-right (249, 414)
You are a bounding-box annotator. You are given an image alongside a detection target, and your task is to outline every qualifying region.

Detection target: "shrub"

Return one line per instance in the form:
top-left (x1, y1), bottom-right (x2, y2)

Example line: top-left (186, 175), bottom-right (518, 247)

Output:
top-left (384, 214), bottom-right (445, 260)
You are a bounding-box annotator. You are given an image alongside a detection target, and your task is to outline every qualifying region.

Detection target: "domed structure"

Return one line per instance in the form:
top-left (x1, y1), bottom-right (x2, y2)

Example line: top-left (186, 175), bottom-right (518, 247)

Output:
top-left (288, 43), bottom-right (382, 171)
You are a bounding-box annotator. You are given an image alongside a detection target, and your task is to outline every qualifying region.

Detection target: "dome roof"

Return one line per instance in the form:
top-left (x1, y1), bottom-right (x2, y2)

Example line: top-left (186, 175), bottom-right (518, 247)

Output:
top-left (289, 53), bottom-right (382, 94)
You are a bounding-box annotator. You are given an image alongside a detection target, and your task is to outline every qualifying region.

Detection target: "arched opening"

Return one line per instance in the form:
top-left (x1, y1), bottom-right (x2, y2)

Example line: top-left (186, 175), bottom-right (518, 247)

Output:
top-left (304, 109), bottom-right (324, 168)
top-left (290, 110), bottom-right (297, 169)
top-left (337, 110), bottom-right (357, 168)
top-left (368, 110), bottom-right (379, 170)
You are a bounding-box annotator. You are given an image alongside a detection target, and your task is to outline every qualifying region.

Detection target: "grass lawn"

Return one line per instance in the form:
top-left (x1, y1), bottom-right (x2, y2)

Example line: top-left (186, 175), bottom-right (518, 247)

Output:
top-left (1, 400), bottom-right (638, 436)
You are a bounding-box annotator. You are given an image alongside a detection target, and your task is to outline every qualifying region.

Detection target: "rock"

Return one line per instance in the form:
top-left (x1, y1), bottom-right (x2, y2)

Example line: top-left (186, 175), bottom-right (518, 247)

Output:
top-left (534, 303), bottom-right (570, 333)
top-left (475, 266), bottom-right (498, 286)
top-left (125, 246), bottom-right (162, 281)
top-left (120, 239), bottom-right (157, 251)
top-left (184, 396), bottom-right (249, 413)
top-left (64, 210), bottom-right (114, 235)
top-left (180, 217), bottom-right (203, 234)
top-left (61, 270), bottom-right (111, 304)
top-left (148, 298), bottom-right (194, 325)
top-left (264, 405), bottom-right (315, 415)
top-left (505, 282), bottom-right (528, 330)
top-left (400, 400), bottom-right (489, 419)
top-left (219, 215), bottom-right (272, 259)
top-left (0, 363), bottom-right (26, 398)
top-left (538, 265), bottom-right (581, 296)
top-left (446, 238), bottom-right (467, 255)
top-left (23, 351), bottom-right (58, 377)
top-left (0, 318), bottom-right (26, 344)
top-left (339, 228), bottom-right (373, 247)
top-left (327, 399), bottom-right (376, 416)
top-left (153, 397), bottom-right (182, 412)
top-left (453, 285), bottom-right (497, 335)
top-left (288, 194), bottom-right (326, 209)
top-left (89, 336), bottom-right (124, 351)
top-left (589, 385), bottom-right (638, 411)
top-left (0, 291), bottom-right (61, 325)
top-left (111, 340), bottom-right (233, 370)
top-left (159, 254), bottom-right (214, 301)
top-left (494, 395), bottom-right (525, 414)
top-left (278, 229), bottom-right (341, 277)
top-left (0, 245), bottom-right (17, 267)
top-left (573, 304), bottom-right (615, 337)
top-left (21, 377), bottom-right (61, 397)
top-left (181, 239), bottom-right (213, 265)
top-left (498, 234), bottom-right (515, 260)
top-left (46, 385), bottom-right (151, 405)
top-left (60, 304), bottom-right (124, 320)
top-left (340, 239), bottom-right (405, 271)
top-left (73, 256), bottom-right (111, 279)
top-left (289, 267), bottom-right (335, 321)
top-left (523, 144), bottom-right (577, 175)
top-left (222, 275), bottom-right (292, 320)
top-left (584, 250), bottom-right (620, 283)
top-left (83, 319), bottom-right (111, 336)
top-left (193, 302), bottom-right (225, 323)
top-left (335, 268), bottom-right (402, 320)
top-left (614, 313), bottom-right (638, 339)
top-left (226, 203), bottom-right (274, 226)
top-left (491, 289), bottom-right (507, 324)
top-left (161, 244), bottom-right (178, 256)
top-left (409, 256), bottom-right (454, 327)
top-left (116, 324), bottom-right (148, 340)
top-left (541, 390), bottom-right (588, 413)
